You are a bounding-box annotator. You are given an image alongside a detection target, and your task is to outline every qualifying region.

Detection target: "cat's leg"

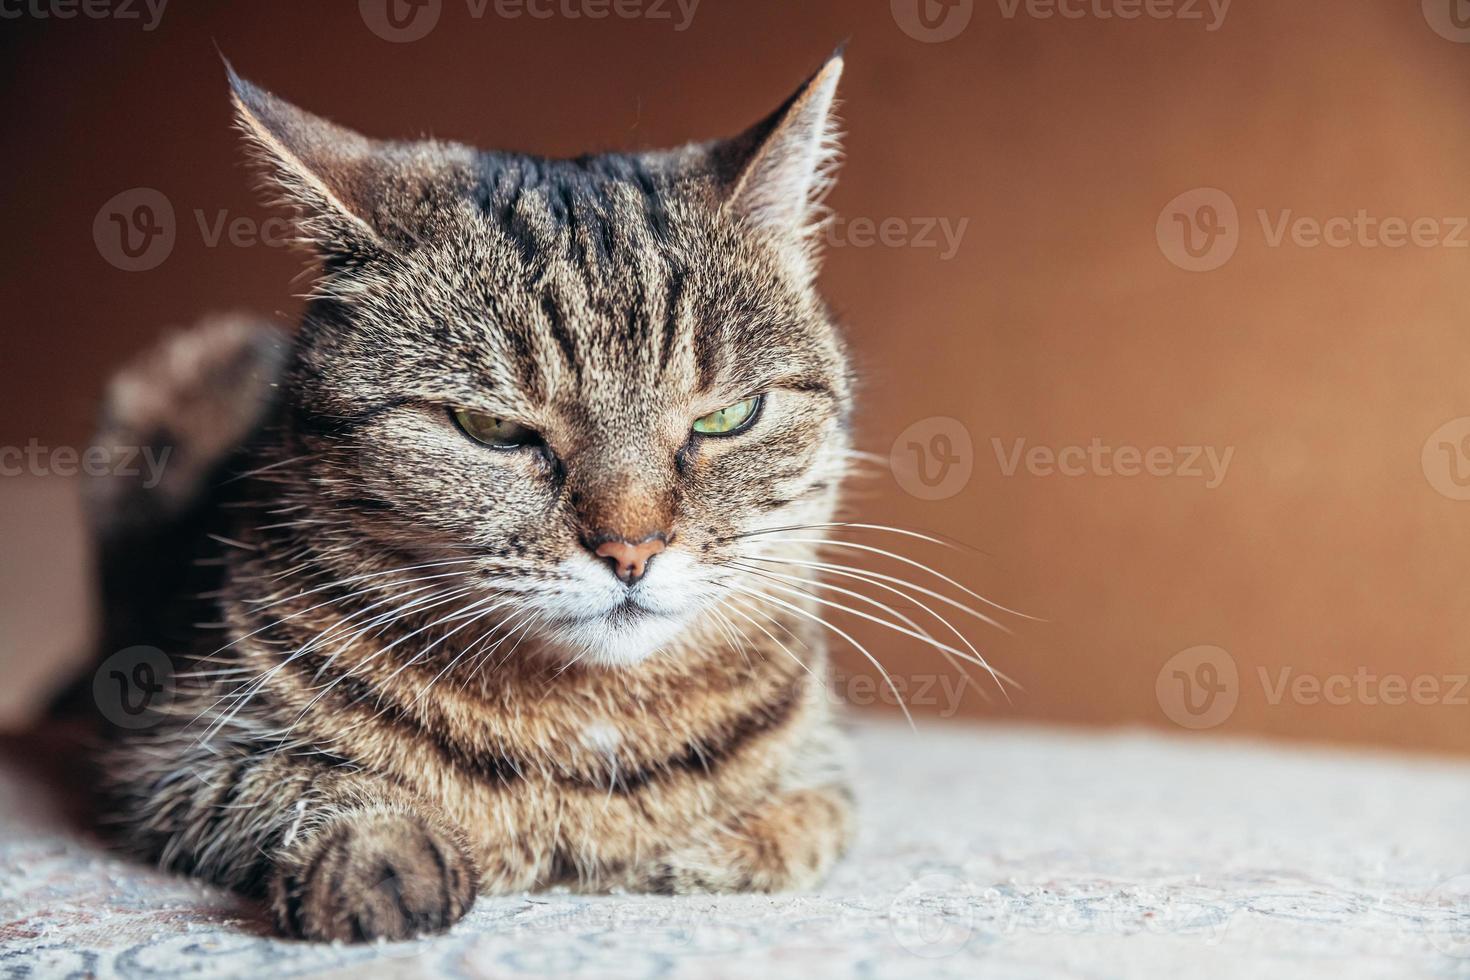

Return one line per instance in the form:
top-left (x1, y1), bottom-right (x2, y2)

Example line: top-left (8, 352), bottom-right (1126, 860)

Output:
top-left (109, 734), bottom-right (478, 941)
top-left (618, 713), bottom-right (855, 894)
top-left (631, 785), bottom-right (854, 894)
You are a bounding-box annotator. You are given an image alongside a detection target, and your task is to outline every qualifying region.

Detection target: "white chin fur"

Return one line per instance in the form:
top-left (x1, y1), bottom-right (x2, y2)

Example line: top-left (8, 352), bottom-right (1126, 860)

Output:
top-left (542, 611), bottom-right (693, 667)
top-left (532, 550), bottom-right (706, 667)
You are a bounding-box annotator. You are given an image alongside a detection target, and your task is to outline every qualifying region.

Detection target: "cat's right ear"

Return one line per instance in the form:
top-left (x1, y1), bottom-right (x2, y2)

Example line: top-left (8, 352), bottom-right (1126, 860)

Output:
top-left (709, 49), bottom-right (845, 280)
top-left (225, 63), bottom-right (391, 265)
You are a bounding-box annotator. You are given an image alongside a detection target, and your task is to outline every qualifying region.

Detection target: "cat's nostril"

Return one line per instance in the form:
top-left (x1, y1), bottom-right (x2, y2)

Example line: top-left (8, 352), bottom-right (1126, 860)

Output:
top-left (589, 534), bottom-right (668, 585)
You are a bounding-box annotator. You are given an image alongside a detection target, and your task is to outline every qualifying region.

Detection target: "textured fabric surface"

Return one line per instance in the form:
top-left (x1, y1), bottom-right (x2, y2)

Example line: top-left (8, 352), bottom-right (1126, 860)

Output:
top-left (2, 720), bottom-right (1468, 978)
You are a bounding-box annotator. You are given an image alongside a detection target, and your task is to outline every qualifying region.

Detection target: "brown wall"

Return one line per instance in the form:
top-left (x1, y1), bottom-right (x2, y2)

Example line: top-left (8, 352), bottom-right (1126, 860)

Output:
top-left (3, 0), bottom-right (1469, 753)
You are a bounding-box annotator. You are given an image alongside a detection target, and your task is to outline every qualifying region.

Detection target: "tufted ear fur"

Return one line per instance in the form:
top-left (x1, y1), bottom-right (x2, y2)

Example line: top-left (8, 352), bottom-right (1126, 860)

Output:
top-left (225, 62), bottom-right (470, 270)
top-left (711, 49), bottom-right (845, 276)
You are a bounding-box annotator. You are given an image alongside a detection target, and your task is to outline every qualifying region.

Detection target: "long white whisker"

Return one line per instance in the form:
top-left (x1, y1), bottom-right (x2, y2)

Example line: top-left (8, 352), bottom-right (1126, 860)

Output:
top-left (197, 583), bottom-right (474, 743)
top-left (749, 537), bottom-right (1040, 622)
top-left (734, 522), bottom-right (978, 554)
top-left (735, 576), bottom-right (1020, 690)
top-left (278, 592), bottom-right (509, 738)
top-left (731, 560), bottom-right (1006, 702)
top-left (493, 610), bottom-right (547, 673)
top-left (728, 583), bottom-right (915, 730)
top-left (458, 608), bottom-right (535, 686)
top-left (404, 599), bottom-right (527, 707)
top-left (198, 561), bottom-right (479, 665)
top-left (302, 585), bottom-right (477, 669)
top-left (739, 554), bottom-right (1012, 634)
top-left (722, 595), bottom-right (816, 681)
top-left (707, 606), bottom-right (754, 669)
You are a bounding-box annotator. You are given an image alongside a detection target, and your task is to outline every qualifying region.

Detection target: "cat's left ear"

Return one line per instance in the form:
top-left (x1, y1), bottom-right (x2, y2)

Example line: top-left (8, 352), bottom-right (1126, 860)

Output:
top-left (225, 62), bottom-right (464, 267)
top-left (713, 49), bottom-right (845, 274)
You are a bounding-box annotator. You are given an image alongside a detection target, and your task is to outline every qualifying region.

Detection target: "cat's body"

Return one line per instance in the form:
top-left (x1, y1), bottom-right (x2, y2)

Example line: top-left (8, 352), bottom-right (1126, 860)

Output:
top-left (90, 53), bottom-right (858, 941)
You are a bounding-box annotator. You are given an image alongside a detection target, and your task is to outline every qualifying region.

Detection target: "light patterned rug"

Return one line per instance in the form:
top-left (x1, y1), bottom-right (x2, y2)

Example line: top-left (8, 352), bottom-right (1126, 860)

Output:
top-left (2, 720), bottom-right (1468, 979)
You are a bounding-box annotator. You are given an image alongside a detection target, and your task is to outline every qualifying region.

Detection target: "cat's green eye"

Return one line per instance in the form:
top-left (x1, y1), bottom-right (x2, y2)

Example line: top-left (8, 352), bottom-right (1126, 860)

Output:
top-left (692, 396), bottom-right (763, 436)
top-left (451, 409), bottom-right (540, 449)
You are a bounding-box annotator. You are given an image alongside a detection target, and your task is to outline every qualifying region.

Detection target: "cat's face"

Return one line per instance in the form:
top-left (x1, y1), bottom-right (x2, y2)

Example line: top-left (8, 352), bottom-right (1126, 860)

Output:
top-left (234, 56), bottom-right (852, 666)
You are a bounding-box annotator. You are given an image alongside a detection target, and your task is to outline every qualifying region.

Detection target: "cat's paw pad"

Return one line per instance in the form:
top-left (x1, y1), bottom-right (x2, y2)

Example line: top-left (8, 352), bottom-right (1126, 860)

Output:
top-left (272, 809), bottom-right (478, 942)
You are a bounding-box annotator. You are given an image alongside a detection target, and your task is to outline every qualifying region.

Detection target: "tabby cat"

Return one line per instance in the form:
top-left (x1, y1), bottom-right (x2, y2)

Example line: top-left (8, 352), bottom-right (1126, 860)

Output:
top-left (89, 51), bottom-right (864, 942)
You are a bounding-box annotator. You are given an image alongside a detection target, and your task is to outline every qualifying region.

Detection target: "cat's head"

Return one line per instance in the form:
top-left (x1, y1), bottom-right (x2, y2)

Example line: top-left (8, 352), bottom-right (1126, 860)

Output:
top-left (232, 53), bottom-right (852, 667)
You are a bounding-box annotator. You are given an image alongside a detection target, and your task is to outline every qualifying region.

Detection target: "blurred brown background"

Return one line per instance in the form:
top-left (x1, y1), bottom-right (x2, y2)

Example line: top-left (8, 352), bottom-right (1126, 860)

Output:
top-left (3, 0), bottom-right (1469, 755)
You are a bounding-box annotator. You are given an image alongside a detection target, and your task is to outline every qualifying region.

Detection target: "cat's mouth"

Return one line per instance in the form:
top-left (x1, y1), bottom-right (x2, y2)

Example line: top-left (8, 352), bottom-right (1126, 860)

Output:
top-left (560, 596), bottom-right (661, 627)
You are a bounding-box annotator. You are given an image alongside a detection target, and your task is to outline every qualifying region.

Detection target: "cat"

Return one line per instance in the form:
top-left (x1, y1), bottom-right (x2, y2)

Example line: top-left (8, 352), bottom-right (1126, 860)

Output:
top-left (87, 49), bottom-right (863, 942)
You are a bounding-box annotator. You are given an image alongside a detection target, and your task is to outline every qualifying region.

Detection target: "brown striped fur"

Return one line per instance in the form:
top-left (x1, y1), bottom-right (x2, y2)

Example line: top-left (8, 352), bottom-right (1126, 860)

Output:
top-left (92, 51), bottom-right (856, 942)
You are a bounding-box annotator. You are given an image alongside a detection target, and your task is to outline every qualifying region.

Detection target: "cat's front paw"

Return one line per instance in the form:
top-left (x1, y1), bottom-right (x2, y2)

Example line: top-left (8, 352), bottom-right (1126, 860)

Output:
top-left (636, 787), bottom-right (852, 895)
top-left (270, 807), bottom-right (478, 942)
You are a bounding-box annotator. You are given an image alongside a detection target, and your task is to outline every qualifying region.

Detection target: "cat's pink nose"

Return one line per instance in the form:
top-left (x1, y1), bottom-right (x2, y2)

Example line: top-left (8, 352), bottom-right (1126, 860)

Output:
top-left (591, 535), bottom-right (667, 585)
